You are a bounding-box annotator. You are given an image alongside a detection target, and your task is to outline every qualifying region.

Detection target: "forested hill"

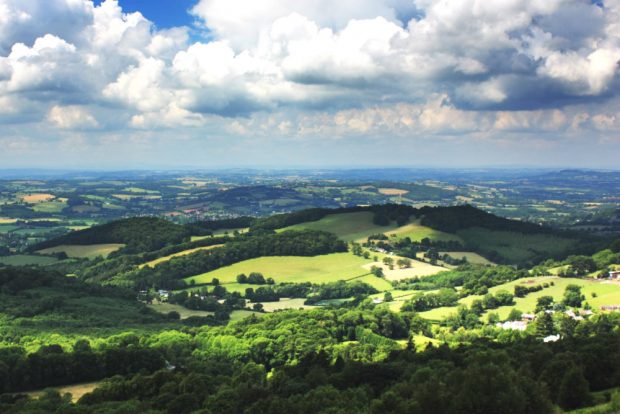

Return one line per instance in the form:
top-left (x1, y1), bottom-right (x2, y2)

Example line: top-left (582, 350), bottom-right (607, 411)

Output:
top-left (33, 217), bottom-right (190, 254)
top-left (419, 205), bottom-right (551, 234)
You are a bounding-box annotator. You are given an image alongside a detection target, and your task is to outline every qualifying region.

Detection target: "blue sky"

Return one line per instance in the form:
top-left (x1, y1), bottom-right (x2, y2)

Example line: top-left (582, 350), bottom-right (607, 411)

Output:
top-left (0, 0), bottom-right (619, 169)
top-left (93, 0), bottom-right (196, 28)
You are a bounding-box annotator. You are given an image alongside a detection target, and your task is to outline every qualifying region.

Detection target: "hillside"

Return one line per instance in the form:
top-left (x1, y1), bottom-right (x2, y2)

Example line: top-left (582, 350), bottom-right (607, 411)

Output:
top-left (33, 217), bottom-right (190, 254)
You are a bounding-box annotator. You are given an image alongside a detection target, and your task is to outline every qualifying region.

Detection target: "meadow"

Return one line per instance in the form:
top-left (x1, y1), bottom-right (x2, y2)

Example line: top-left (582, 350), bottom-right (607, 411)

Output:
top-left (386, 219), bottom-right (461, 242)
top-left (281, 211), bottom-right (400, 242)
top-left (184, 252), bottom-right (374, 286)
top-left (37, 244), bottom-right (125, 259)
top-left (147, 302), bottom-right (214, 319)
top-left (139, 244), bottom-right (224, 268)
top-left (0, 255), bottom-right (59, 266)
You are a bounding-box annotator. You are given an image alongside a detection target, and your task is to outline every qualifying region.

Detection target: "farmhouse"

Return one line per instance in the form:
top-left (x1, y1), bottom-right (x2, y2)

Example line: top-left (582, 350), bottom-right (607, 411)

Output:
top-left (522, 313), bottom-right (536, 321)
top-left (601, 305), bottom-right (620, 311)
top-left (609, 270), bottom-right (620, 279)
top-left (497, 321), bottom-right (527, 331)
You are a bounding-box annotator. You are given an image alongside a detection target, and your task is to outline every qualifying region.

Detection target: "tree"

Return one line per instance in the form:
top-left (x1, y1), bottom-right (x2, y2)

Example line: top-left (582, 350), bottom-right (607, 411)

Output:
top-left (558, 367), bottom-right (590, 410)
top-left (536, 312), bottom-right (555, 338)
top-left (236, 274), bottom-right (248, 283)
top-left (211, 278), bottom-right (220, 286)
top-left (384, 292), bottom-right (393, 302)
top-left (252, 303), bottom-right (264, 312)
top-left (507, 308), bottom-right (522, 321)
top-left (562, 284), bottom-right (584, 308)
top-left (535, 296), bottom-right (554, 313)
top-left (370, 266), bottom-right (384, 278)
top-left (397, 258), bottom-right (412, 269)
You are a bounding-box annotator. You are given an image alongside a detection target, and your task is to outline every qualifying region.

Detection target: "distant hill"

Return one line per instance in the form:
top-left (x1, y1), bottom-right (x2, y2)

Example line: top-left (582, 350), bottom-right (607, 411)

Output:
top-left (33, 217), bottom-right (190, 254)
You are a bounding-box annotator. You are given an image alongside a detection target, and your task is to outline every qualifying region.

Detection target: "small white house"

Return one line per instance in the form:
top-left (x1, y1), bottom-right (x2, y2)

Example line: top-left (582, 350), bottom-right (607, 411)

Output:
top-left (543, 334), bottom-right (560, 343)
top-left (497, 321), bottom-right (527, 331)
top-left (609, 270), bottom-right (620, 279)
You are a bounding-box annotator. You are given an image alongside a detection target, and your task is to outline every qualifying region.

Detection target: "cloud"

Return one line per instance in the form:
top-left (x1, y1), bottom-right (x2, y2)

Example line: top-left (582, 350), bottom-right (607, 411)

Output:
top-left (47, 105), bottom-right (98, 129)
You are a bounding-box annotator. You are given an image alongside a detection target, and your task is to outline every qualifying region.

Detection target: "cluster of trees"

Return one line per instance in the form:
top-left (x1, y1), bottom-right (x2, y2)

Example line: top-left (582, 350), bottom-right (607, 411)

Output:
top-left (514, 283), bottom-right (545, 298)
top-left (127, 230), bottom-right (347, 289)
top-left (304, 281), bottom-right (378, 305)
top-left (401, 288), bottom-right (459, 312)
top-left (236, 272), bottom-right (274, 285)
top-left (5, 315), bottom-right (620, 413)
top-left (470, 291), bottom-right (515, 314)
top-left (184, 216), bottom-right (255, 236)
top-left (34, 217), bottom-right (190, 254)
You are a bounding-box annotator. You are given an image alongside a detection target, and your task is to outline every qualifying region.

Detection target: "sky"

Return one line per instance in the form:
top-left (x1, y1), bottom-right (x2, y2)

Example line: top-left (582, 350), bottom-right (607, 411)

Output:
top-left (0, 0), bottom-right (619, 169)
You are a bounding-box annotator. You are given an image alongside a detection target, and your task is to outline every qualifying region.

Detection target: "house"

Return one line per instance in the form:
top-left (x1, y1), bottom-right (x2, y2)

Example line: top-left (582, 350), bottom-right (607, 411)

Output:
top-left (372, 298), bottom-right (384, 304)
top-left (601, 305), bottom-right (620, 311)
top-left (543, 334), bottom-right (560, 343)
top-left (497, 321), bottom-right (527, 331)
top-left (521, 313), bottom-right (536, 321)
top-left (609, 270), bottom-right (620, 279)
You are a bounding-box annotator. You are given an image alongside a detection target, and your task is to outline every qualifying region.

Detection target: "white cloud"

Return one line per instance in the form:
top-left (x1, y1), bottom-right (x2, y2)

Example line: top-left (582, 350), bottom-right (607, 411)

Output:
top-left (47, 105), bottom-right (98, 129)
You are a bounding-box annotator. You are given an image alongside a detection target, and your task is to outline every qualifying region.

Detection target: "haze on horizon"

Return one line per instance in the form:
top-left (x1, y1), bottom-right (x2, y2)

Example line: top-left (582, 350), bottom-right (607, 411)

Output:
top-left (1, 0), bottom-right (619, 169)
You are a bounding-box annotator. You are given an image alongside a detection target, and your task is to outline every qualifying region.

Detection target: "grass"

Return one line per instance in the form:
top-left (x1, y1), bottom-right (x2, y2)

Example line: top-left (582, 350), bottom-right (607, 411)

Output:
top-left (0, 255), bottom-right (59, 266)
top-left (32, 201), bottom-right (67, 213)
top-left (230, 310), bottom-right (263, 321)
top-left (37, 244), bottom-right (125, 259)
top-left (21, 193), bottom-right (55, 203)
top-left (139, 244), bottom-right (224, 268)
top-left (147, 302), bottom-right (213, 319)
top-left (254, 298), bottom-right (314, 312)
top-left (184, 252), bottom-right (374, 286)
top-left (386, 219), bottom-right (461, 242)
top-left (362, 254), bottom-right (447, 281)
top-left (0, 217), bottom-right (17, 224)
top-left (25, 381), bottom-right (101, 402)
top-left (418, 277), bottom-right (620, 321)
top-left (281, 211), bottom-right (400, 242)
top-left (456, 227), bottom-right (578, 264)
top-left (441, 251), bottom-right (495, 265)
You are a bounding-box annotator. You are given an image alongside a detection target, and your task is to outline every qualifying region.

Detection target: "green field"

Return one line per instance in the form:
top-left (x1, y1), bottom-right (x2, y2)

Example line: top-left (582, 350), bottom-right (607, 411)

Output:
top-left (441, 251), bottom-right (495, 265)
top-left (37, 244), bottom-right (125, 259)
top-left (147, 302), bottom-right (214, 319)
top-left (281, 211), bottom-right (400, 242)
top-left (256, 298), bottom-right (314, 312)
top-left (456, 227), bottom-right (578, 264)
top-left (0, 255), bottom-right (59, 266)
top-left (419, 277), bottom-right (620, 321)
top-left (387, 219), bottom-right (461, 242)
top-left (26, 382), bottom-right (102, 403)
top-left (184, 252), bottom-right (375, 286)
top-left (32, 201), bottom-right (67, 213)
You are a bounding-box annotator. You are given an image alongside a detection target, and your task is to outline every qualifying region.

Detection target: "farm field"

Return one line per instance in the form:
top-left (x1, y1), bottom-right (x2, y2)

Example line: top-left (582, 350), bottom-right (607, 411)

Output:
top-left (456, 227), bottom-right (579, 264)
top-left (362, 256), bottom-right (447, 281)
top-left (281, 211), bottom-right (400, 242)
top-left (441, 251), bottom-right (495, 265)
top-left (184, 252), bottom-right (373, 286)
top-left (37, 244), bottom-right (125, 259)
top-left (139, 244), bottom-right (224, 268)
top-left (419, 277), bottom-right (620, 321)
top-left (21, 193), bottom-right (55, 203)
top-left (386, 219), bottom-right (461, 242)
top-left (0, 255), bottom-right (59, 266)
top-left (147, 302), bottom-right (214, 319)
top-left (254, 298), bottom-right (314, 312)
top-left (230, 309), bottom-right (263, 321)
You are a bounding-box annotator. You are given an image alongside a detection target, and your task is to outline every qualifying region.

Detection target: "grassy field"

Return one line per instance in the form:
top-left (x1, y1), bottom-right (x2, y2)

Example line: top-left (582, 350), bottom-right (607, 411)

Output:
top-left (255, 298), bottom-right (314, 312)
top-left (32, 201), bottom-right (67, 213)
top-left (0, 217), bottom-right (17, 224)
top-left (386, 219), bottom-right (461, 242)
top-left (441, 251), bottom-right (495, 265)
top-left (230, 310), bottom-right (263, 321)
top-left (37, 244), bottom-right (125, 259)
top-left (362, 255), bottom-right (447, 281)
top-left (281, 211), bottom-right (400, 242)
top-left (139, 244), bottom-right (224, 268)
top-left (0, 255), bottom-right (59, 266)
top-left (26, 381), bottom-right (101, 402)
top-left (456, 227), bottom-right (579, 264)
top-left (185, 252), bottom-right (374, 286)
top-left (21, 193), bottom-right (55, 203)
top-left (147, 302), bottom-right (213, 319)
top-left (419, 277), bottom-right (620, 321)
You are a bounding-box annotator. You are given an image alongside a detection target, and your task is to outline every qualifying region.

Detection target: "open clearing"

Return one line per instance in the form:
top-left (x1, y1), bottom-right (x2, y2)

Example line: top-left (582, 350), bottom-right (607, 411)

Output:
top-left (378, 188), bottom-right (409, 196)
top-left (282, 211), bottom-right (400, 242)
top-left (456, 227), bottom-right (579, 264)
top-left (362, 257), bottom-right (446, 281)
top-left (37, 244), bottom-right (125, 259)
top-left (419, 277), bottom-right (620, 321)
top-left (254, 298), bottom-right (315, 312)
top-left (386, 219), bottom-right (462, 242)
top-left (0, 255), bottom-right (59, 266)
top-left (21, 193), bottom-right (55, 203)
top-left (185, 252), bottom-right (374, 286)
top-left (26, 382), bottom-right (101, 402)
top-left (139, 244), bottom-right (224, 268)
top-left (148, 302), bottom-right (213, 319)
top-left (441, 251), bottom-right (495, 265)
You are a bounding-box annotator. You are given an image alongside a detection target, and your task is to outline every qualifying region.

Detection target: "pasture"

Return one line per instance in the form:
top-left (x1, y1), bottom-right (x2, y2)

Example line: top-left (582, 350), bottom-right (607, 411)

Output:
top-left (362, 257), bottom-right (446, 281)
top-left (21, 193), bottom-right (55, 203)
top-left (0, 255), bottom-right (59, 266)
top-left (147, 302), bottom-right (214, 319)
top-left (385, 219), bottom-right (461, 242)
top-left (281, 211), bottom-right (400, 242)
top-left (456, 227), bottom-right (578, 264)
top-left (37, 244), bottom-right (125, 259)
top-left (185, 252), bottom-right (374, 286)
top-left (26, 382), bottom-right (101, 403)
top-left (419, 277), bottom-right (620, 321)
top-left (441, 251), bottom-right (495, 265)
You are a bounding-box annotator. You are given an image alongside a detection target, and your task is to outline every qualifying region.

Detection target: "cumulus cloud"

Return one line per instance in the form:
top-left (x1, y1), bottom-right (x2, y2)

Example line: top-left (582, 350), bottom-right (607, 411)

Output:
top-left (0, 0), bottom-right (618, 152)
